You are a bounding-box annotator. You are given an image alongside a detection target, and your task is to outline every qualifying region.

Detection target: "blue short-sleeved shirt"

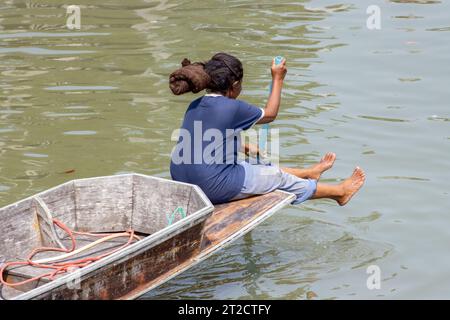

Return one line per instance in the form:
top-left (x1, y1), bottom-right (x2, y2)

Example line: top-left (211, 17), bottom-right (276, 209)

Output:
top-left (170, 95), bottom-right (263, 204)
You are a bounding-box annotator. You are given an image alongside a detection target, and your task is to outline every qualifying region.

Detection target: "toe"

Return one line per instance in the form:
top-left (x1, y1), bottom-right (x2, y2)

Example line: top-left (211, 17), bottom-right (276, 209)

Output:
top-left (330, 153), bottom-right (336, 161)
top-left (328, 152), bottom-right (336, 160)
top-left (324, 152), bottom-right (335, 163)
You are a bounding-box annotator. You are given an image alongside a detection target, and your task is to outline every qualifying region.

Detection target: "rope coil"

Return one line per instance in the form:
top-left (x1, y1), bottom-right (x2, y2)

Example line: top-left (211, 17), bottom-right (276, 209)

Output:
top-left (0, 219), bottom-right (140, 288)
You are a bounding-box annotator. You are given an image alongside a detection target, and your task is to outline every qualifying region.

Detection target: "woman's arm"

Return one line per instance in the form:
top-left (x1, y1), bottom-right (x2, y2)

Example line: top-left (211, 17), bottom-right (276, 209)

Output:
top-left (257, 59), bottom-right (287, 124)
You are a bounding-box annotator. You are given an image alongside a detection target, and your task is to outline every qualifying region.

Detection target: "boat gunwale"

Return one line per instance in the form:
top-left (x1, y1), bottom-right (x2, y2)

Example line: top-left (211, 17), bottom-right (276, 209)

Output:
top-left (0, 173), bottom-right (212, 212)
top-left (0, 173), bottom-right (214, 300)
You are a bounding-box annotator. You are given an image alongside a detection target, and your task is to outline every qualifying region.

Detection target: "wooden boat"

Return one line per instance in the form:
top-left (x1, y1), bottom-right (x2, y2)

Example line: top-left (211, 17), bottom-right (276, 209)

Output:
top-left (0, 174), bottom-right (294, 300)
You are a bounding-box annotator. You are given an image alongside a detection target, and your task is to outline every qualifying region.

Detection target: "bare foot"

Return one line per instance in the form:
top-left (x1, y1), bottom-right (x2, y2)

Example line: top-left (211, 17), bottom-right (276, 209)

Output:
top-left (337, 167), bottom-right (366, 206)
top-left (309, 152), bottom-right (336, 180)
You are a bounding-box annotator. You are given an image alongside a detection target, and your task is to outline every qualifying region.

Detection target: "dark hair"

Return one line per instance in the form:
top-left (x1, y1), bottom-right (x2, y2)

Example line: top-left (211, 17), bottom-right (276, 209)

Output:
top-left (204, 53), bottom-right (243, 95)
top-left (169, 53), bottom-right (243, 96)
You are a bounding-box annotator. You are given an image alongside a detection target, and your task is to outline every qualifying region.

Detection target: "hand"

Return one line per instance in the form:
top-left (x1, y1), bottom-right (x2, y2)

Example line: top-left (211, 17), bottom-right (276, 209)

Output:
top-left (244, 143), bottom-right (262, 157)
top-left (271, 58), bottom-right (287, 81)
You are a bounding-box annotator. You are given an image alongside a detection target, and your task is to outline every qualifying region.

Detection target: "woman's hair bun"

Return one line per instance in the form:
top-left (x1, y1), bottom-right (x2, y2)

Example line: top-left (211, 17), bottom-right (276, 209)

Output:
top-left (169, 58), bottom-right (211, 95)
top-left (168, 53), bottom-right (243, 95)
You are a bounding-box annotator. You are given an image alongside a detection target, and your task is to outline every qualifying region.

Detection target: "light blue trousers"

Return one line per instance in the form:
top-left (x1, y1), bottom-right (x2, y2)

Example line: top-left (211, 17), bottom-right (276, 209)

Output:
top-left (233, 161), bottom-right (317, 205)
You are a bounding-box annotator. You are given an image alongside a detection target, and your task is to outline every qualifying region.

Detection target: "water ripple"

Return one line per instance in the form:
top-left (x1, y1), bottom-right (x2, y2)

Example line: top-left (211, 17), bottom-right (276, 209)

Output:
top-left (0, 47), bottom-right (95, 55)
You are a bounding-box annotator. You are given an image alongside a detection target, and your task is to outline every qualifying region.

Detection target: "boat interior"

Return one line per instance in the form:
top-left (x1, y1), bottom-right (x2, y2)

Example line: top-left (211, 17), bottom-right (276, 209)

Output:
top-left (0, 174), bottom-right (208, 299)
top-left (0, 174), bottom-right (294, 300)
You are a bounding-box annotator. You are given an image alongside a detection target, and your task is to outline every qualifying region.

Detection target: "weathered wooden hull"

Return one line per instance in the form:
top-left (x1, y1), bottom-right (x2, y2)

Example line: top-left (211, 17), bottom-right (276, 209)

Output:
top-left (1, 174), bottom-right (214, 300)
top-left (19, 221), bottom-right (207, 300)
top-left (0, 174), bottom-right (294, 300)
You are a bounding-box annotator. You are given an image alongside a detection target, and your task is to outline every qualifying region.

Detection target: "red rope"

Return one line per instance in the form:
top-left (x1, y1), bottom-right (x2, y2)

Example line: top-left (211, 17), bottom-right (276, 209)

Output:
top-left (0, 218), bottom-right (137, 288)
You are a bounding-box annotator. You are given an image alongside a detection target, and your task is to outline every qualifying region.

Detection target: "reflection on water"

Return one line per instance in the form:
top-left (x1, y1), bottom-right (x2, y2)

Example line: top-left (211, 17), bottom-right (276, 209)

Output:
top-left (1, 0), bottom-right (449, 299)
top-left (0, 32), bottom-right (109, 39)
top-left (45, 86), bottom-right (118, 91)
top-left (146, 212), bottom-right (392, 299)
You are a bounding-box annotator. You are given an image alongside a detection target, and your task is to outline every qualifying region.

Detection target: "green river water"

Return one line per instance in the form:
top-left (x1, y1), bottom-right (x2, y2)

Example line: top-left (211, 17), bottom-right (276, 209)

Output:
top-left (0, 0), bottom-right (449, 299)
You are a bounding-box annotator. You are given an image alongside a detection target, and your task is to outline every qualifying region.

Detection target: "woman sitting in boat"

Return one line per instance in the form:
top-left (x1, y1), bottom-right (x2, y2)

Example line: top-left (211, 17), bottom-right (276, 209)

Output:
top-left (169, 53), bottom-right (365, 205)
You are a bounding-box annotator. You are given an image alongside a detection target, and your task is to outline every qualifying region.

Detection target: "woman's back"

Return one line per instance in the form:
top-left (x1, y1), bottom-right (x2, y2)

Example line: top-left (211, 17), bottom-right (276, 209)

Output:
top-left (170, 94), bottom-right (262, 204)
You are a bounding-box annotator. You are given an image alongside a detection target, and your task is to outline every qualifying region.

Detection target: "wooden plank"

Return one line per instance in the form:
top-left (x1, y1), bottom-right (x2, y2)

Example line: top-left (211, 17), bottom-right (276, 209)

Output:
top-left (38, 182), bottom-right (76, 235)
top-left (0, 198), bottom-right (41, 262)
top-left (33, 197), bottom-right (67, 249)
top-left (201, 192), bottom-right (293, 248)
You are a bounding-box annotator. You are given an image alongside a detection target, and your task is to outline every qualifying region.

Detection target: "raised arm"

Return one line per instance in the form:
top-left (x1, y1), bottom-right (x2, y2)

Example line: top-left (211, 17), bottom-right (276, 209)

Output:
top-left (257, 58), bottom-right (287, 124)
